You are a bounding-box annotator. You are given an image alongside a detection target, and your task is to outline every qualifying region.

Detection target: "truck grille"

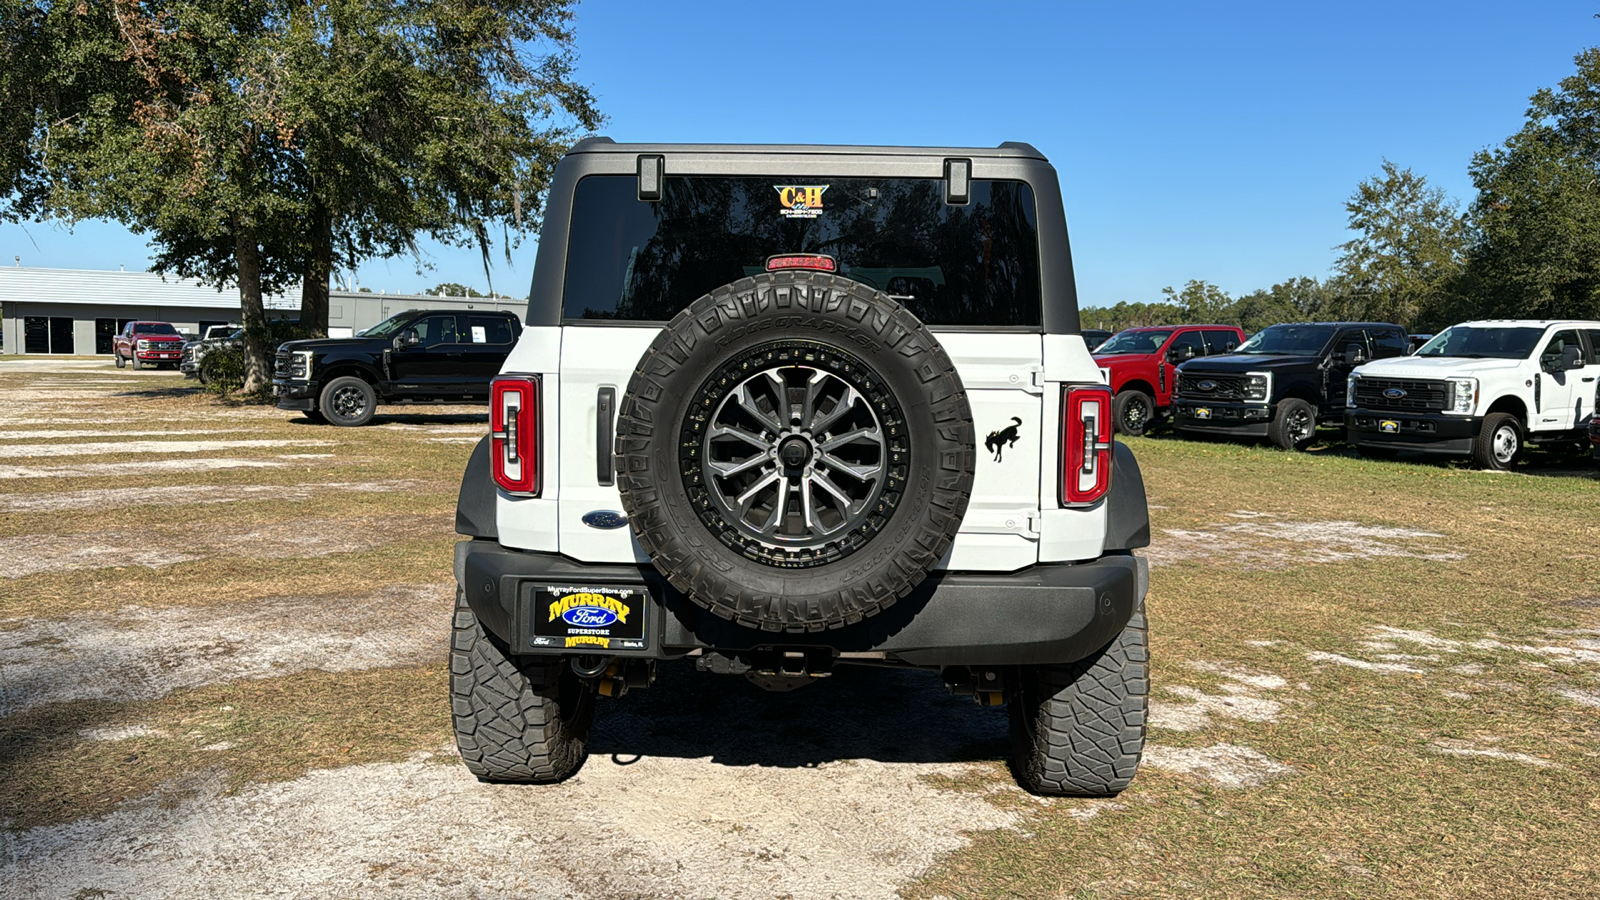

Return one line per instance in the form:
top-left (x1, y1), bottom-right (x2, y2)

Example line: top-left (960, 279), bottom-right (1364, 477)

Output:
top-left (274, 348), bottom-right (292, 378)
top-left (1353, 377), bottom-right (1447, 412)
top-left (1176, 372), bottom-right (1247, 400)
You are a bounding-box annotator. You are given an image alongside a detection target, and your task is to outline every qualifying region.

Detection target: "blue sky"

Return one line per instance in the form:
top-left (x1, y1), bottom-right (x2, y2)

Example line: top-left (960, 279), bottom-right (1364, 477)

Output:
top-left (3, 1), bottom-right (1596, 306)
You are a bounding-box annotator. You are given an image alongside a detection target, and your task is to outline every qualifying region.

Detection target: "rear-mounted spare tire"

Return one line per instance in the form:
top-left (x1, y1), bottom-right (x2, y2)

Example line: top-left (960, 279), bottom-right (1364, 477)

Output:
top-left (615, 271), bottom-right (975, 633)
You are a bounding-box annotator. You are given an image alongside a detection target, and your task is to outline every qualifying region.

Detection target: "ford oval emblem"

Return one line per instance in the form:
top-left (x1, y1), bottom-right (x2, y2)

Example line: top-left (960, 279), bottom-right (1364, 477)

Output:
top-left (561, 605), bottom-right (620, 627)
top-left (581, 510), bottom-right (628, 530)
top-left (1196, 380), bottom-right (1217, 391)
top-left (1383, 388), bottom-right (1407, 400)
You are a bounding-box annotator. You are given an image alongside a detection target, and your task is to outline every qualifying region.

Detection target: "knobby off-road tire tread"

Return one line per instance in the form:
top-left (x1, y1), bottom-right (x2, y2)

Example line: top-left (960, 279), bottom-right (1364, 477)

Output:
top-left (450, 590), bottom-right (594, 783)
top-left (1009, 601), bottom-right (1149, 796)
top-left (614, 271), bottom-right (975, 634)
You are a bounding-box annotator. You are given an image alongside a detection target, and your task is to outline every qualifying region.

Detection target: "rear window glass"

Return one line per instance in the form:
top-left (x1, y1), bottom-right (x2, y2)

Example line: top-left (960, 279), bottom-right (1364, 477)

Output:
top-left (561, 175), bottom-right (1042, 327)
top-left (467, 315), bottom-right (516, 344)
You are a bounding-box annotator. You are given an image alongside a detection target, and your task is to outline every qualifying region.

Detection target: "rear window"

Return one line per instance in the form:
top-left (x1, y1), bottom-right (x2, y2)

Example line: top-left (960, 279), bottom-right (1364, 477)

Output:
top-left (561, 175), bottom-right (1042, 327)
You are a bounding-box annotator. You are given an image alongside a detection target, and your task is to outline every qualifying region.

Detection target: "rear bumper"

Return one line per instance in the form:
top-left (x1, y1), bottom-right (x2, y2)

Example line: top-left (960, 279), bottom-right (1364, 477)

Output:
top-left (1170, 399), bottom-right (1272, 437)
top-left (454, 540), bottom-right (1147, 668)
top-left (1345, 409), bottom-right (1479, 455)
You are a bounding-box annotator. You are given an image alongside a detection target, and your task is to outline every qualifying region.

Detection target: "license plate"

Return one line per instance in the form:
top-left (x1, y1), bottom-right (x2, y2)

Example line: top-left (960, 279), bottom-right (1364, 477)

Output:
top-left (1194, 407), bottom-right (1212, 420)
top-left (530, 585), bottom-right (648, 652)
top-left (1379, 419), bottom-right (1400, 434)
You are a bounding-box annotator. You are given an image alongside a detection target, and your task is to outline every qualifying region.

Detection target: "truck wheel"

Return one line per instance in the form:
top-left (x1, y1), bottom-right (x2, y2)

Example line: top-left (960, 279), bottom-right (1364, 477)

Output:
top-left (114, 350), bottom-right (125, 369)
top-left (1268, 398), bottom-right (1316, 450)
top-left (1472, 412), bottom-right (1521, 471)
top-left (450, 589), bottom-right (595, 783)
top-left (131, 354), bottom-right (143, 370)
top-left (1009, 600), bottom-right (1148, 796)
top-left (319, 376), bottom-right (376, 426)
top-left (615, 271), bottom-right (975, 633)
top-left (1112, 390), bottom-right (1155, 437)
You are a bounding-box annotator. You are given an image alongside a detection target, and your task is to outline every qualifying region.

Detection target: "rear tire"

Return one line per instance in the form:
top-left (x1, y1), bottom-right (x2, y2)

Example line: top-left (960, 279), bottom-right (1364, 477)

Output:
top-left (1472, 412), bottom-right (1521, 471)
top-left (1268, 397), bottom-right (1316, 450)
top-left (450, 589), bottom-right (596, 783)
top-left (1009, 601), bottom-right (1148, 796)
top-left (1112, 390), bottom-right (1155, 437)
top-left (318, 375), bottom-right (377, 427)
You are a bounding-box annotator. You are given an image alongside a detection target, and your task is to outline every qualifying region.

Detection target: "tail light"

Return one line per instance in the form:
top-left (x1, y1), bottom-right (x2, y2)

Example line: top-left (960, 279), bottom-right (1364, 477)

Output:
top-left (491, 375), bottom-right (540, 495)
top-left (1061, 384), bottom-right (1113, 506)
top-left (765, 253), bottom-right (837, 273)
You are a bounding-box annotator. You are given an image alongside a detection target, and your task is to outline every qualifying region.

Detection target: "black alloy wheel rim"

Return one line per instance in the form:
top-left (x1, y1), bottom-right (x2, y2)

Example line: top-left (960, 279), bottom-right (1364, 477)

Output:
top-left (681, 341), bottom-right (908, 568)
top-left (1288, 407), bottom-right (1313, 443)
top-left (331, 385), bottom-right (368, 419)
top-left (1124, 397), bottom-right (1150, 431)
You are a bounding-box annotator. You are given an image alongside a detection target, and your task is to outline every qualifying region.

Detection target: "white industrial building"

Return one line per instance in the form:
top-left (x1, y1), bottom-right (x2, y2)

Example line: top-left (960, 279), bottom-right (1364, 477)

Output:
top-left (0, 267), bottom-right (525, 355)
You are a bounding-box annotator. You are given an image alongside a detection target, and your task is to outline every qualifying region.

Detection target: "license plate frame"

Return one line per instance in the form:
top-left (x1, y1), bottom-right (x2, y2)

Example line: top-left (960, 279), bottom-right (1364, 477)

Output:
top-left (1194, 407), bottom-right (1212, 420)
top-left (528, 584), bottom-right (649, 653)
top-left (1379, 419), bottom-right (1400, 434)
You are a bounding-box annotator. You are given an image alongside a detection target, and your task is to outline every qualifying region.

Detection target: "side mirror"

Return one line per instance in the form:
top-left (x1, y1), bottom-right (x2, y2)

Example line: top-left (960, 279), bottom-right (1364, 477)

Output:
top-left (1166, 345), bottom-right (1196, 365)
top-left (1343, 344), bottom-right (1367, 366)
top-left (1562, 345), bottom-right (1584, 370)
top-left (396, 329), bottom-right (420, 349)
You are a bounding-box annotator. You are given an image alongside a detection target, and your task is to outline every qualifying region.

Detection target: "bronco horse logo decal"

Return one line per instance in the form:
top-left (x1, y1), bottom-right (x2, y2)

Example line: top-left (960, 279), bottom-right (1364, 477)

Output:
top-left (985, 416), bottom-right (1023, 462)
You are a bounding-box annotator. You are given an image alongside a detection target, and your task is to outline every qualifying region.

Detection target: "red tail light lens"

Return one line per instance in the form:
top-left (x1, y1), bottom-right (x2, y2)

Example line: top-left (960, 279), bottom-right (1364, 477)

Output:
top-left (491, 375), bottom-right (539, 495)
top-left (1062, 384), bottom-right (1113, 505)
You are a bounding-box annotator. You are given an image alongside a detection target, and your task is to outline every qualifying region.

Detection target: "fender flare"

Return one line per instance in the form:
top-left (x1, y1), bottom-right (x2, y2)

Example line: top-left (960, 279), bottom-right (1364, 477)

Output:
top-left (1104, 442), bottom-right (1150, 551)
top-left (455, 436), bottom-right (498, 539)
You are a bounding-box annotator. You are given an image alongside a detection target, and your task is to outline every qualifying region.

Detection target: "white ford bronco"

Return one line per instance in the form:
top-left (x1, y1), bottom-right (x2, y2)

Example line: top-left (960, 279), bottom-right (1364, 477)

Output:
top-left (450, 140), bottom-right (1152, 795)
top-left (1346, 319), bottom-right (1600, 469)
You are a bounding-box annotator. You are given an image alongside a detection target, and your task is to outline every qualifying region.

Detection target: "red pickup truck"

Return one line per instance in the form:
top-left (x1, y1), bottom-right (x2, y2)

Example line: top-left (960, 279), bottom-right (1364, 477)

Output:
top-left (113, 321), bottom-right (187, 370)
top-left (1094, 324), bottom-right (1249, 435)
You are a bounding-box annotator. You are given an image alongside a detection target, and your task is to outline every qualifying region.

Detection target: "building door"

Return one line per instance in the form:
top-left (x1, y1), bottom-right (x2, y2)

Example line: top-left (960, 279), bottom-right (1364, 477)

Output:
top-left (23, 317), bottom-right (49, 354)
top-left (95, 319), bottom-right (118, 354)
top-left (49, 317), bottom-right (75, 354)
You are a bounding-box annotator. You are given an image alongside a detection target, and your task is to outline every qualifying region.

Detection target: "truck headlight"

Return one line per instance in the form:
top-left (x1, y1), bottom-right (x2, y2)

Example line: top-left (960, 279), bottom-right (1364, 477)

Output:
top-left (136, 339), bottom-right (149, 350)
top-left (1245, 372), bottom-right (1271, 401)
top-left (291, 350), bottom-right (313, 379)
top-left (1446, 377), bottom-right (1477, 415)
top-left (1347, 375), bottom-right (1357, 409)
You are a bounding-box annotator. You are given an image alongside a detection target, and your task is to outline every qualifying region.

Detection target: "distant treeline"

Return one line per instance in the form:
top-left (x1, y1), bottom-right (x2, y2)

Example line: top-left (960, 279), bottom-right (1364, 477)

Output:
top-left (1084, 47), bottom-right (1600, 336)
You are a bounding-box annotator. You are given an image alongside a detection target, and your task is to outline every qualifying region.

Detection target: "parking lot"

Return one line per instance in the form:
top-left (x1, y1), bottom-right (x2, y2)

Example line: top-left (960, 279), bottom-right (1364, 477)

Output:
top-left (2, 359), bottom-right (1597, 899)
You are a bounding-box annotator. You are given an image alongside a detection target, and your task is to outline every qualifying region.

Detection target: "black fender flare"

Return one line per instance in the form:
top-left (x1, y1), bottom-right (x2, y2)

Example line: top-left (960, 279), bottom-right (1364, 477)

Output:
top-left (455, 436), bottom-right (498, 539)
top-left (1104, 441), bottom-right (1150, 551)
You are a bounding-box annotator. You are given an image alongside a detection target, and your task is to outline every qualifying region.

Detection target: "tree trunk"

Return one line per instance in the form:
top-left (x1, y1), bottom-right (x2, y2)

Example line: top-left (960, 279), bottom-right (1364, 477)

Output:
top-left (236, 227), bottom-right (272, 394)
top-left (300, 197), bottom-right (332, 337)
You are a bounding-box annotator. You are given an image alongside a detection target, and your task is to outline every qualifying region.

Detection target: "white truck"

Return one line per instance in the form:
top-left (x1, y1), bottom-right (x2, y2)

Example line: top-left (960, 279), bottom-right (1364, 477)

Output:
top-left (449, 139), bottom-right (1153, 796)
top-left (1346, 319), bottom-right (1600, 469)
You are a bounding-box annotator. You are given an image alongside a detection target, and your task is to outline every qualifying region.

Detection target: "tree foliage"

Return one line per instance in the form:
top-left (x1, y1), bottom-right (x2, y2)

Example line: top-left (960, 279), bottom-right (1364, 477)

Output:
top-left (1459, 47), bottom-right (1600, 323)
top-left (1332, 160), bottom-right (1466, 330)
top-left (1, 0), bottom-right (600, 390)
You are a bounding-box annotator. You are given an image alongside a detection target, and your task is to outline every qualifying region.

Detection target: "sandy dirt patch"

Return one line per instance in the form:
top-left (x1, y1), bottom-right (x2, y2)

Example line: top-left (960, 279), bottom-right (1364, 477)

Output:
top-left (1142, 743), bottom-right (1294, 788)
top-left (1148, 662), bottom-right (1288, 732)
top-left (0, 584), bottom-right (451, 716)
top-left (0, 456), bottom-right (330, 479)
top-left (0, 480), bottom-right (419, 514)
top-left (0, 515), bottom-right (422, 579)
top-left (0, 438), bottom-right (331, 458)
top-left (1145, 512), bottom-right (1463, 568)
top-left (0, 428), bottom-right (242, 440)
top-left (1, 666), bottom-right (1019, 900)
top-left (1427, 739), bottom-right (1558, 769)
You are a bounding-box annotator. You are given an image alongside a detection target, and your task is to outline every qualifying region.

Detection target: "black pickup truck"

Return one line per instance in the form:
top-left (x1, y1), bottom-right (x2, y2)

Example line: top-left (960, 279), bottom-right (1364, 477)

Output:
top-left (1170, 322), bottom-right (1409, 450)
top-left (272, 308), bottom-right (520, 425)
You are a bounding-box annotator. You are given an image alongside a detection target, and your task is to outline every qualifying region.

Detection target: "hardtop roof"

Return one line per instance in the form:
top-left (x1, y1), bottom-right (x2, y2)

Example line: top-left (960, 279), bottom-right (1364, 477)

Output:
top-left (565, 137), bottom-right (1046, 160)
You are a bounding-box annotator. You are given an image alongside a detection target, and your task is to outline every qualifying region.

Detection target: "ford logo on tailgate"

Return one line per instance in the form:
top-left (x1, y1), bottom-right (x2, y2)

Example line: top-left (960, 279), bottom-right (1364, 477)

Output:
top-left (582, 510), bottom-right (628, 529)
top-left (1196, 380), bottom-right (1217, 391)
top-left (1383, 388), bottom-right (1407, 400)
top-left (562, 605), bottom-right (621, 627)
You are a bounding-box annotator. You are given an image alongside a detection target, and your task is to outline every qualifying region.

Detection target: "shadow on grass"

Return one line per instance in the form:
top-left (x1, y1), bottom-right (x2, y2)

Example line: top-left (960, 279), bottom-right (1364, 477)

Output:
top-left (586, 661), bottom-right (1010, 769)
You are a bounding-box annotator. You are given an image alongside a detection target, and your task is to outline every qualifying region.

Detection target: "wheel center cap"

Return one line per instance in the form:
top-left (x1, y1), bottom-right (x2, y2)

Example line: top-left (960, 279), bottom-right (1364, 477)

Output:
top-left (779, 436), bottom-right (812, 468)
